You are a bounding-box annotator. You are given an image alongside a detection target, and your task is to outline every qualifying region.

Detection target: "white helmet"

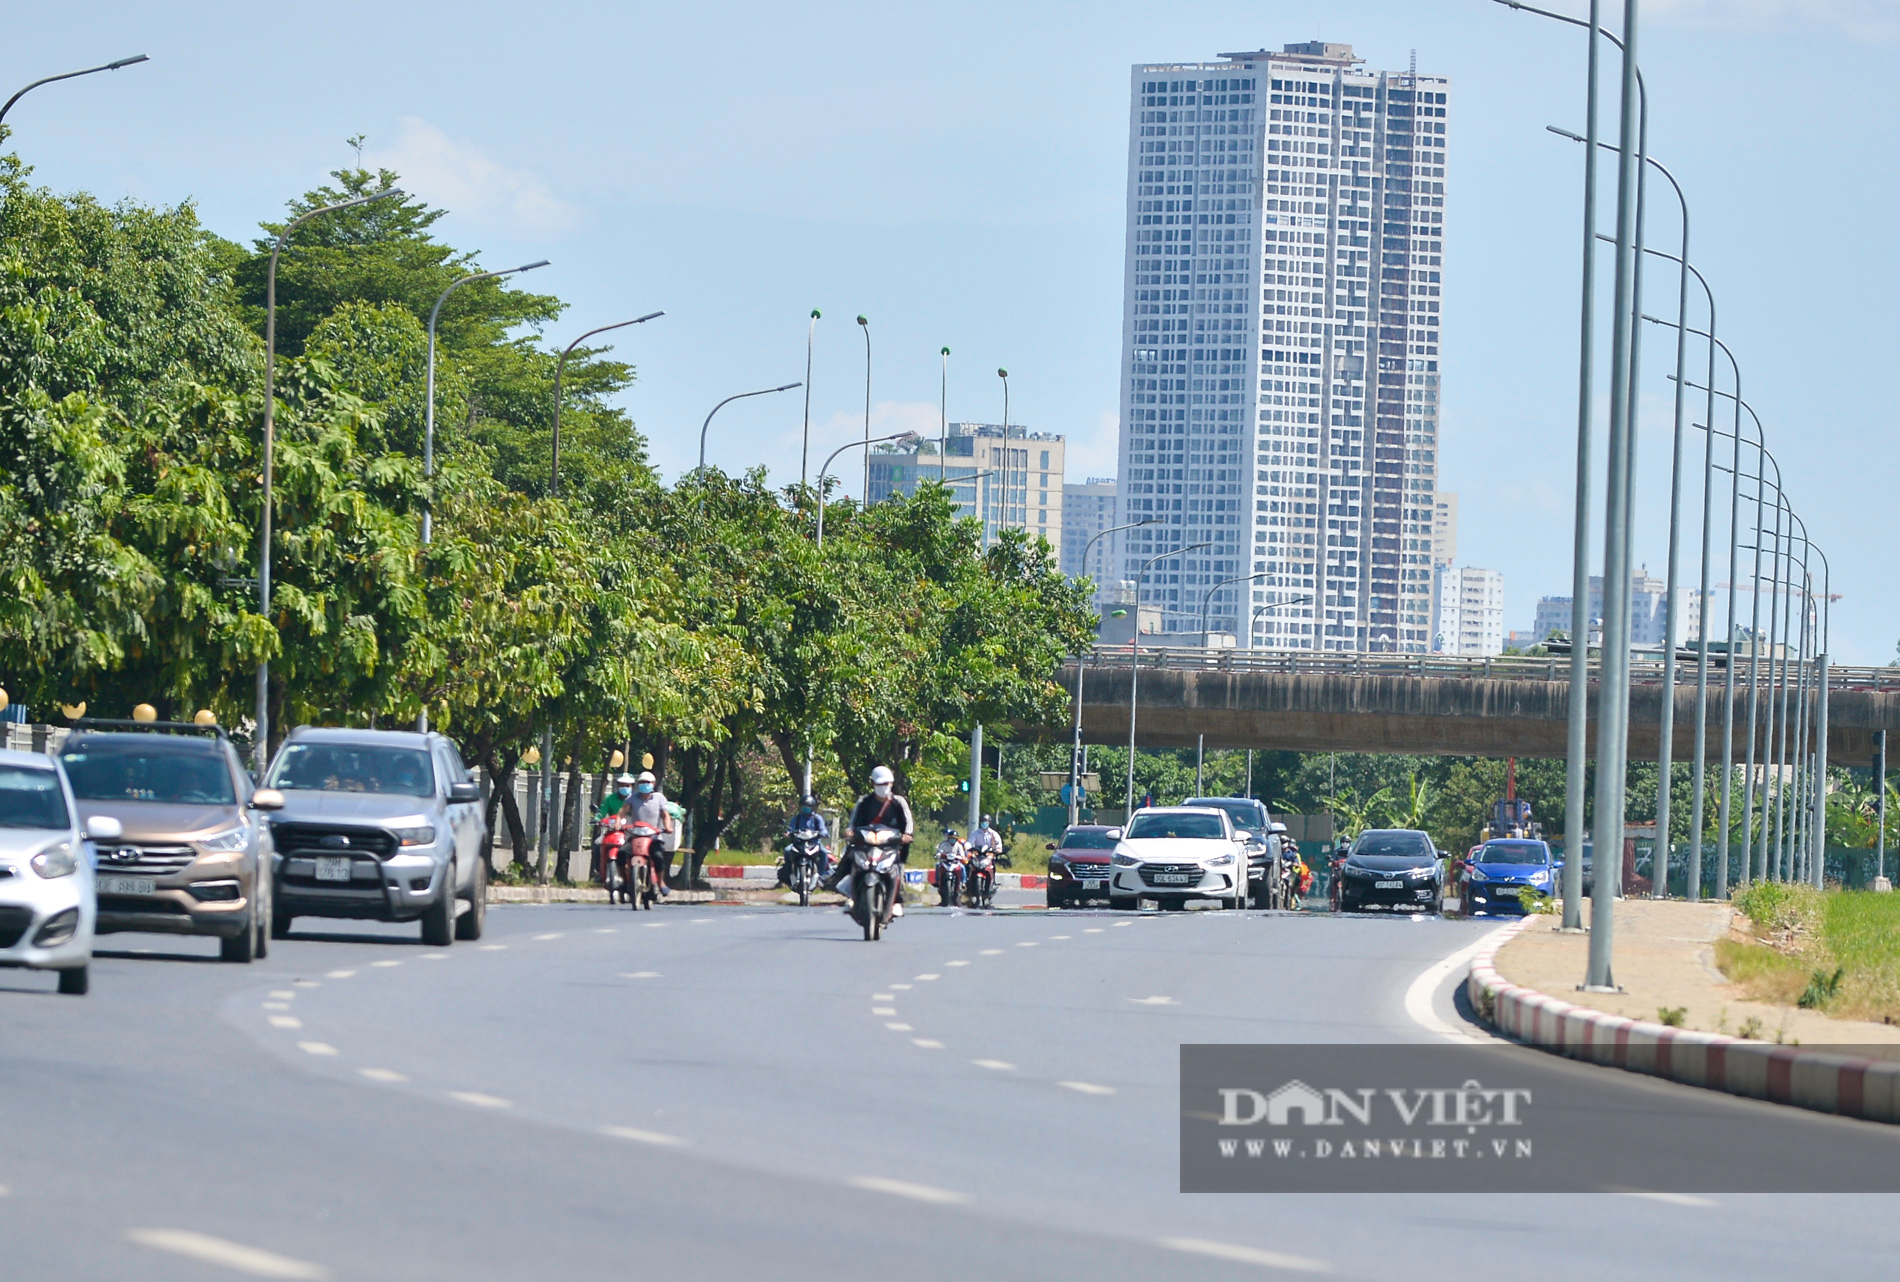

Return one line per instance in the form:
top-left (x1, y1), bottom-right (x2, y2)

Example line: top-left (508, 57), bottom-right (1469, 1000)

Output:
top-left (636, 770), bottom-right (657, 785)
top-left (869, 766), bottom-right (895, 786)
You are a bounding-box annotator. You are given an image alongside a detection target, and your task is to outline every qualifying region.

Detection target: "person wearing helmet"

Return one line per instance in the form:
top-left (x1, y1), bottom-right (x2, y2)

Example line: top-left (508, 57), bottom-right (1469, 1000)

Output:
top-left (783, 793), bottom-right (832, 883)
top-left (825, 765), bottom-right (914, 915)
top-left (595, 772), bottom-right (639, 821)
top-left (969, 814), bottom-right (1004, 860)
top-left (625, 770), bottom-right (675, 897)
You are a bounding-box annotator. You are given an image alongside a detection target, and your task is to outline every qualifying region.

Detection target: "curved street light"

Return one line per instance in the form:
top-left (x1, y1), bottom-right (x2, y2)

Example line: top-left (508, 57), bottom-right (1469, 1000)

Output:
top-left (857, 316), bottom-right (871, 500)
top-left (697, 382), bottom-right (802, 473)
top-left (0, 54), bottom-right (148, 129)
top-left (800, 309), bottom-right (821, 490)
top-left (552, 312), bottom-right (662, 497)
top-left (815, 431), bottom-right (919, 546)
top-left (253, 186), bottom-right (406, 772)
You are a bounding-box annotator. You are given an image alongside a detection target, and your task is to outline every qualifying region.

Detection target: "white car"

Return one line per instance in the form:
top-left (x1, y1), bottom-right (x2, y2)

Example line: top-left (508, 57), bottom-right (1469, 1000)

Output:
top-left (1107, 806), bottom-right (1247, 910)
top-left (0, 748), bottom-right (115, 995)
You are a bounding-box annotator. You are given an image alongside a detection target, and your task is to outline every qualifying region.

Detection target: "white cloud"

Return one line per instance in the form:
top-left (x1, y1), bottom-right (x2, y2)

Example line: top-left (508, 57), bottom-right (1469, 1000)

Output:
top-left (1645, 0), bottom-right (1900, 37)
top-left (363, 117), bottom-right (578, 233)
top-left (1063, 410), bottom-right (1122, 485)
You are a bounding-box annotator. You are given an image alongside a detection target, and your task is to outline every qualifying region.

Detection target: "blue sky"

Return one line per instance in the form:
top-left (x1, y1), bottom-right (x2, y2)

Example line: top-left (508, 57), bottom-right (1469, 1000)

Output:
top-left (10, 1), bottom-right (1897, 660)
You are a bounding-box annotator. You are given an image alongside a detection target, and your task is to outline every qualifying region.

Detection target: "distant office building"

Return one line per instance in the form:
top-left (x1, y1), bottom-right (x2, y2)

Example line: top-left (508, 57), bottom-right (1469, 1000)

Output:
top-left (1431, 491), bottom-right (1457, 566)
top-left (1062, 478), bottom-right (1119, 594)
top-left (1533, 571), bottom-right (1709, 649)
top-left (1432, 565), bottom-right (1504, 656)
top-left (867, 422), bottom-right (1065, 546)
top-left (1116, 41), bottom-right (1449, 652)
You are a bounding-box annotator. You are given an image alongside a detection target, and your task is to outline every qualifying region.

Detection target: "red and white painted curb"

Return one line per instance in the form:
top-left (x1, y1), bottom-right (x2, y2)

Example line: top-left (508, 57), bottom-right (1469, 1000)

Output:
top-left (1466, 920), bottom-right (1900, 1124)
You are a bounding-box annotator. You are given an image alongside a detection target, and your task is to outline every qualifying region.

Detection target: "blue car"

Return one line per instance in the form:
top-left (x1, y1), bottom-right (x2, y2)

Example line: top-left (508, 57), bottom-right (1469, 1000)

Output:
top-left (1462, 839), bottom-right (1558, 915)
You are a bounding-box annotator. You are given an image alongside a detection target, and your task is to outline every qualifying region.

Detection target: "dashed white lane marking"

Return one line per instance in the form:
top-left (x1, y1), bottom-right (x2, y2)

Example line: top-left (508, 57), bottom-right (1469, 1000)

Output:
top-left (1112, 921), bottom-right (1132, 928)
top-left (972, 1059), bottom-right (1015, 1071)
top-left (890, 983), bottom-right (913, 990)
top-left (643, 922), bottom-right (667, 928)
top-left (1016, 942), bottom-right (1039, 948)
top-left (324, 970), bottom-right (355, 979)
top-left (293, 980), bottom-right (319, 988)
top-left (912, 1039), bottom-right (945, 1049)
top-left (1619, 1191), bottom-right (1720, 1208)
top-left (847, 1176), bottom-right (970, 1205)
top-left (478, 944), bottom-right (507, 951)
top-left (0, 1183), bottom-right (10, 1196)
top-left (945, 960), bottom-right (969, 967)
top-left (268, 990), bottom-right (295, 1000)
top-left (622, 971), bottom-right (660, 979)
top-left (267, 1016), bottom-right (303, 1029)
top-left (1084, 928), bottom-right (1104, 934)
top-left (1158, 1237), bottom-right (1333, 1274)
top-left (595, 928), bottom-right (617, 934)
top-left (872, 992), bottom-right (894, 1001)
top-left (1057, 1081), bottom-right (1116, 1096)
top-left (604, 1125), bottom-right (688, 1146)
top-left (296, 1042), bottom-right (337, 1057)
top-left (1129, 996), bottom-right (1177, 1006)
top-left (262, 1002), bottom-right (290, 1012)
top-left (1050, 935), bottom-right (1071, 940)
top-left (914, 973), bottom-right (940, 981)
top-left (418, 952), bottom-right (446, 960)
top-left (885, 1022), bottom-right (913, 1032)
top-left (534, 932), bottom-right (563, 941)
top-left (127, 1228), bottom-right (330, 1279)
top-left (449, 1092), bottom-right (511, 1109)
top-left (691, 918), bottom-right (714, 924)
top-left (979, 949), bottom-right (1004, 956)
top-left (873, 1007), bottom-right (897, 1017)
top-left (370, 960), bottom-right (401, 968)
top-left (358, 1068), bottom-right (407, 1083)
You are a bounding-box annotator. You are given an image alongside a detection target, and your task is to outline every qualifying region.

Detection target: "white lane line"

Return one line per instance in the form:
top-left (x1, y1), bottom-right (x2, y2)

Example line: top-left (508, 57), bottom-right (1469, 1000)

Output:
top-left (324, 970), bottom-right (354, 979)
top-left (914, 973), bottom-right (940, 981)
top-left (945, 960), bottom-right (969, 967)
top-left (873, 1007), bottom-right (898, 1017)
top-left (261, 1002), bottom-right (290, 1012)
top-left (1129, 996), bottom-right (1176, 1006)
top-left (293, 980), bottom-right (319, 988)
top-left (267, 1016), bottom-right (303, 1029)
top-left (1158, 1236), bottom-right (1333, 1274)
top-left (972, 1059), bottom-right (1015, 1071)
top-left (1618, 1191), bottom-right (1720, 1208)
top-left (1112, 921), bottom-right (1132, 927)
top-left (0, 1182), bottom-right (10, 1196)
top-left (449, 1091), bottom-right (512, 1109)
top-left (358, 1068), bottom-right (407, 1083)
top-left (604, 1125), bottom-right (687, 1146)
top-left (1057, 1080), bottom-right (1116, 1096)
top-left (889, 983), bottom-right (913, 990)
top-left (268, 990), bottom-right (295, 1000)
top-left (127, 1228), bottom-right (329, 1279)
top-left (643, 922), bottom-right (667, 928)
top-left (595, 928), bottom-right (617, 934)
top-left (622, 971), bottom-right (660, 979)
top-left (847, 1176), bottom-right (970, 1205)
top-left (885, 1022), bottom-right (913, 1031)
top-left (1016, 942), bottom-right (1039, 948)
top-left (296, 1042), bottom-right (337, 1057)
top-left (534, 932), bottom-right (564, 941)
top-left (418, 952), bottom-right (447, 960)
top-left (872, 992), bottom-right (895, 1001)
top-left (912, 1039), bottom-right (945, 1049)
top-left (370, 960), bottom-right (401, 968)
top-left (691, 918), bottom-right (714, 924)
top-left (478, 944), bottom-right (507, 951)
top-left (1084, 928), bottom-right (1104, 933)
top-left (1401, 923), bottom-right (1516, 1044)
top-left (979, 949), bottom-right (1004, 956)
top-left (1050, 935), bottom-right (1071, 940)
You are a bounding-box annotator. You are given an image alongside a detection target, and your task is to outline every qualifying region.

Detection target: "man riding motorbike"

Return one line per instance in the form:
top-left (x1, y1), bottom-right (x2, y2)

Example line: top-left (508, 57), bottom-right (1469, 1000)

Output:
top-left (824, 766), bottom-right (914, 917)
top-left (933, 826), bottom-right (969, 906)
top-left (780, 794), bottom-right (832, 888)
top-left (624, 770), bottom-right (675, 897)
top-left (965, 814), bottom-right (1004, 905)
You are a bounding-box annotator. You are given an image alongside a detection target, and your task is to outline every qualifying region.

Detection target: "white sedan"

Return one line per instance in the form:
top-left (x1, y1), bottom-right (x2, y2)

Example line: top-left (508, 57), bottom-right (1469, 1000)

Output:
top-left (1107, 806), bottom-right (1247, 910)
top-left (0, 748), bottom-right (114, 995)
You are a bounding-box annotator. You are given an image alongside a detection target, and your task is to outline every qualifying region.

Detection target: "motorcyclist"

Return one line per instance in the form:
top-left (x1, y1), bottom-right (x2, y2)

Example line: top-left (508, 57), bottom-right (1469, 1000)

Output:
top-left (966, 815), bottom-right (1004, 902)
top-left (824, 765), bottom-right (914, 917)
top-left (934, 826), bottom-right (969, 905)
top-left (781, 794), bottom-right (832, 884)
top-left (591, 773), bottom-right (638, 882)
top-left (625, 770), bottom-right (674, 897)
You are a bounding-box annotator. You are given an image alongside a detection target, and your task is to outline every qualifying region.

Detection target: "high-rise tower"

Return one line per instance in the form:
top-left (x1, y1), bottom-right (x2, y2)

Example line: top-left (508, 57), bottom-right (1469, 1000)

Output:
top-left (1116, 41), bottom-right (1448, 651)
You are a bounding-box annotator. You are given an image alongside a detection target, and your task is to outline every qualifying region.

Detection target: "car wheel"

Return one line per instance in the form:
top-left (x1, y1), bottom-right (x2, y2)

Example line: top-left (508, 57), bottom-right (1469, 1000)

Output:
top-left (456, 858), bottom-right (488, 940)
top-left (219, 918), bottom-right (257, 963)
top-left (1109, 894), bottom-right (1138, 911)
top-left (421, 869), bottom-right (456, 947)
top-left (271, 912), bottom-right (294, 940)
top-left (253, 880), bottom-right (270, 960)
top-left (57, 965), bottom-right (89, 996)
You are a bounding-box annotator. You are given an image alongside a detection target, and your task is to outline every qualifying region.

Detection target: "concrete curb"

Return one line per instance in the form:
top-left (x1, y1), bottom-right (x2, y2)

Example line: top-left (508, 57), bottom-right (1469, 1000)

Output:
top-left (1466, 919), bottom-right (1900, 1124)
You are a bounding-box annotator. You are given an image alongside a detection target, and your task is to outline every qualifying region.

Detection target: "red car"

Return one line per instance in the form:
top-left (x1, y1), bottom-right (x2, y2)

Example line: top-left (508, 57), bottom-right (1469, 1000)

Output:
top-left (1045, 824), bottom-right (1118, 908)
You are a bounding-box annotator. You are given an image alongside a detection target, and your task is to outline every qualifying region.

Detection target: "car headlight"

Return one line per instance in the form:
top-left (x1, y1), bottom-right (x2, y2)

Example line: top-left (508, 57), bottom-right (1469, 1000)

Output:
top-left (1111, 852), bottom-right (1139, 867)
top-left (391, 826), bottom-right (437, 847)
top-left (1048, 869), bottom-right (1065, 880)
top-left (1528, 870), bottom-right (1550, 885)
top-left (31, 843), bottom-right (77, 879)
top-left (1344, 865), bottom-right (1374, 878)
top-left (1410, 865), bottom-right (1436, 878)
top-left (1206, 853), bottom-right (1235, 866)
top-left (197, 825), bottom-right (250, 852)
top-left (33, 907), bottom-right (79, 947)
top-left (1466, 866), bottom-right (1488, 881)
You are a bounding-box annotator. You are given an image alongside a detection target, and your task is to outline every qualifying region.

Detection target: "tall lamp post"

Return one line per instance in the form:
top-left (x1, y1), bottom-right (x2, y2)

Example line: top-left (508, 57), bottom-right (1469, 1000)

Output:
top-left (418, 259), bottom-right (549, 733)
top-left (1067, 519), bottom-right (1158, 825)
top-left (1126, 542), bottom-right (1211, 824)
top-left (254, 186), bottom-right (406, 772)
top-left (800, 310), bottom-right (820, 490)
top-left (698, 382), bottom-right (802, 473)
top-left (1200, 570), bottom-right (1274, 641)
top-left (0, 54), bottom-right (149, 128)
top-left (939, 347), bottom-right (952, 483)
top-left (857, 316), bottom-right (871, 500)
top-left (553, 313), bottom-right (662, 497)
top-left (996, 369), bottom-right (1011, 544)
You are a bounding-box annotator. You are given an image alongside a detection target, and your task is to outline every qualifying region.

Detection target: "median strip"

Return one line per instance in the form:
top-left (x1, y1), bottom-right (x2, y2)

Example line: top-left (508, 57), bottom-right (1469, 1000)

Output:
top-left (1158, 1236), bottom-right (1333, 1274)
top-left (127, 1228), bottom-right (330, 1280)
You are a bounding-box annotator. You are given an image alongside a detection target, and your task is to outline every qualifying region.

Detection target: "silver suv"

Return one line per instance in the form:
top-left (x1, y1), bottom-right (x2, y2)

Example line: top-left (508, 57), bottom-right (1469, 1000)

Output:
top-left (264, 727), bottom-right (488, 945)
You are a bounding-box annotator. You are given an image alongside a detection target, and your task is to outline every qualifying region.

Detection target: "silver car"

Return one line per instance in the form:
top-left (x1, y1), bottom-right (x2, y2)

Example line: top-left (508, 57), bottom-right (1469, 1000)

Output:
top-left (0, 748), bottom-right (110, 995)
top-left (264, 727), bottom-right (488, 945)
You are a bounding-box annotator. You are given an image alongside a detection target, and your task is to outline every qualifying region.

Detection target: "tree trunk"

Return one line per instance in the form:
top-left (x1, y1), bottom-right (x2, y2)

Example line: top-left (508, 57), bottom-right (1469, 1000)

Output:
top-left (770, 730), bottom-right (805, 801)
top-left (556, 733), bottom-right (584, 880)
top-left (498, 783), bottom-right (529, 869)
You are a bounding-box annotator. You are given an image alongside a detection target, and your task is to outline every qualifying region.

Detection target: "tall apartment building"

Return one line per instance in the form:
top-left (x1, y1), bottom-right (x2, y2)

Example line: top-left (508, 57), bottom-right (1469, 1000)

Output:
top-left (1532, 572), bottom-right (1709, 650)
top-left (866, 423), bottom-right (1064, 546)
top-left (1431, 491), bottom-right (1458, 566)
top-left (1117, 41), bottom-right (1448, 652)
top-left (1061, 478), bottom-right (1119, 596)
top-left (1432, 564), bottom-right (1504, 656)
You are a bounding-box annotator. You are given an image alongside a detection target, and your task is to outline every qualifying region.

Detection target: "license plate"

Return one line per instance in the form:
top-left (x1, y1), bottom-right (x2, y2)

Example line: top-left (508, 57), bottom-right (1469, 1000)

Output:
top-left (1375, 880), bottom-right (1403, 889)
top-left (1082, 879), bottom-right (1105, 889)
top-left (314, 856), bottom-right (353, 882)
top-left (1153, 873), bottom-right (1194, 884)
top-left (98, 876), bottom-right (155, 896)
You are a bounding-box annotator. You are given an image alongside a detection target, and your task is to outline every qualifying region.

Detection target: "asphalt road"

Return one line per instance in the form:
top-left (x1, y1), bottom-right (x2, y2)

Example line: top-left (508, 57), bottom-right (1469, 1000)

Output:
top-left (5, 900), bottom-right (1899, 1281)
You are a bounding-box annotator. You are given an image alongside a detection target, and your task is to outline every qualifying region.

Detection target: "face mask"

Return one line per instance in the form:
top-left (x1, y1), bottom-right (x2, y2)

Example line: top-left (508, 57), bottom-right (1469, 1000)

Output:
top-left (873, 784), bottom-right (892, 799)
top-left (616, 787), bottom-right (632, 798)
top-left (638, 783), bottom-right (653, 795)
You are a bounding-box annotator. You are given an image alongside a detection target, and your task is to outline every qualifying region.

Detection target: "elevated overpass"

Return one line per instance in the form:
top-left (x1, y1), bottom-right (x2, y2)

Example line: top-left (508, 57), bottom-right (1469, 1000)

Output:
top-left (1040, 649), bottom-right (1900, 765)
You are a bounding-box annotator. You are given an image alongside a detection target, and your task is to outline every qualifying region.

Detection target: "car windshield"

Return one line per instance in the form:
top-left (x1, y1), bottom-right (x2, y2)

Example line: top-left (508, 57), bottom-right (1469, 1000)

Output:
top-left (1126, 812), bottom-right (1225, 840)
top-left (61, 743), bottom-right (235, 805)
top-left (1477, 841), bottom-right (1549, 865)
top-left (1059, 829), bottom-right (1119, 850)
top-left (1353, 831), bottom-right (1432, 857)
top-left (269, 743), bottom-right (435, 797)
top-left (0, 765), bottom-right (70, 829)
top-left (1188, 799), bottom-right (1268, 832)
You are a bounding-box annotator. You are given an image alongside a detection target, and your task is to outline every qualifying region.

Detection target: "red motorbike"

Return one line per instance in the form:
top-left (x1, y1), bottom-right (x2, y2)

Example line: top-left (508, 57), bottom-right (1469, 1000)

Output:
top-left (622, 820), bottom-right (664, 910)
top-left (596, 815), bottom-right (634, 905)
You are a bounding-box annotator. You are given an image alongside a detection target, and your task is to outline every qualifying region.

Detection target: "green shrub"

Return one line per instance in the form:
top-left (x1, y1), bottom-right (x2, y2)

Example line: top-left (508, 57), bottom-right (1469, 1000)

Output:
top-left (1657, 1006), bottom-right (1687, 1027)
top-left (1798, 967), bottom-right (1845, 1010)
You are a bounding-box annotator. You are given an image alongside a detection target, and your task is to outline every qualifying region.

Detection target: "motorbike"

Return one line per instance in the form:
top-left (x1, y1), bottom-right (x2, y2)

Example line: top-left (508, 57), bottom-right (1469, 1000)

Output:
top-left (623, 820), bottom-right (665, 910)
top-left (933, 836), bottom-right (968, 907)
top-left (780, 830), bottom-right (828, 907)
top-left (596, 815), bottom-right (633, 905)
top-left (846, 824), bottom-right (904, 941)
top-left (966, 840), bottom-right (998, 909)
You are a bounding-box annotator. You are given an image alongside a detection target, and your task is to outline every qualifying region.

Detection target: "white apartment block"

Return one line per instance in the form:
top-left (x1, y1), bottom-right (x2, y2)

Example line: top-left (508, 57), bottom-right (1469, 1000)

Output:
top-left (1432, 564), bottom-right (1504, 656)
top-left (1061, 478), bottom-right (1119, 596)
top-left (866, 423), bottom-right (1064, 547)
top-left (1533, 572), bottom-right (1709, 650)
top-left (1117, 41), bottom-right (1448, 652)
top-left (1431, 490), bottom-right (1457, 565)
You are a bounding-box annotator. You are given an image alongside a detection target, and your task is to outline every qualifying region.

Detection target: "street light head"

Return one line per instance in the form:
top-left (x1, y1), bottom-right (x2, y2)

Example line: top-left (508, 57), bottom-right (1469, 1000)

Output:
top-left (774, 382), bottom-right (803, 393)
top-left (811, 308), bottom-right (822, 319)
top-left (997, 368), bottom-right (1008, 379)
top-left (1545, 124), bottom-right (1585, 143)
top-left (941, 347), bottom-right (951, 356)
top-left (509, 260), bottom-right (551, 274)
top-left (108, 55), bottom-right (151, 70)
top-left (857, 315), bottom-right (868, 326)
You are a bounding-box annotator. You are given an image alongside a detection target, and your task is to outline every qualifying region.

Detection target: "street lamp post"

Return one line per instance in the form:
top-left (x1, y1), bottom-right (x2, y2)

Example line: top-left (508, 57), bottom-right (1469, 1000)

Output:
top-left (0, 54), bottom-right (149, 129)
top-left (553, 313), bottom-right (662, 497)
top-left (1067, 519), bottom-right (1158, 825)
top-left (1250, 596), bottom-right (1314, 646)
top-left (857, 316), bottom-right (871, 501)
top-left (254, 186), bottom-right (406, 772)
top-left (800, 310), bottom-right (820, 490)
top-left (419, 259), bottom-right (549, 733)
top-left (940, 348), bottom-right (951, 483)
top-left (815, 431), bottom-right (919, 546)
top-left (697, 383), bottom-right (802, 473)
top-left (1126, 542), bottom-right (1211, 825)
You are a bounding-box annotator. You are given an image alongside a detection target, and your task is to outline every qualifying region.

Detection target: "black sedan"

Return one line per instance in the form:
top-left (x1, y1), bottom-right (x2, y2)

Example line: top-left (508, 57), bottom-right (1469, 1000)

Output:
top-left (1045, 825), bottom-right (1118, 908)
top-left (1333, 829), bottom-right (1443, 913)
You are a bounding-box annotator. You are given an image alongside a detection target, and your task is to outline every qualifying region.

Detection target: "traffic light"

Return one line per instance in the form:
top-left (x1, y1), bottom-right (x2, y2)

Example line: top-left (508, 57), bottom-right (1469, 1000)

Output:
top-left (958, 779), bottom-right (971, 794)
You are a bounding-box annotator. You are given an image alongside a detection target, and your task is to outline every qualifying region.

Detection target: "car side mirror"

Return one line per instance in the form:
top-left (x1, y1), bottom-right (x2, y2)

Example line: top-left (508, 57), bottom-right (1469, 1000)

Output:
top-left (1235, 830), bottom-right (1253, 842)
top-left (1105, 828), bottom-right (1123, 840)
top-left (85, 815), bottom-right (123, 842)
top-left (249, 789), bottom-right (286, 811)
top-left (447, 781), bottom-right (481, 805)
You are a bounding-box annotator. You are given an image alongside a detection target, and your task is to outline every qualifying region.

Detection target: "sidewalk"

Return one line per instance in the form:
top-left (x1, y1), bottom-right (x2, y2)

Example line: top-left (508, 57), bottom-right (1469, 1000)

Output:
top-left (1492, 899), bottom-right (1900, 1048)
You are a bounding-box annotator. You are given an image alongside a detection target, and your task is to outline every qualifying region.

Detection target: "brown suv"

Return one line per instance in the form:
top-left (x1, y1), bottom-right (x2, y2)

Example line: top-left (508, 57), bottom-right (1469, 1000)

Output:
top-left (60, 720), bottom-right (283, 962)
